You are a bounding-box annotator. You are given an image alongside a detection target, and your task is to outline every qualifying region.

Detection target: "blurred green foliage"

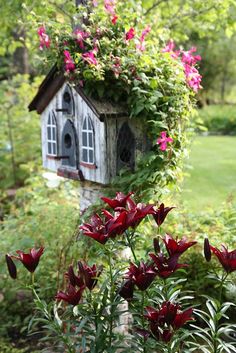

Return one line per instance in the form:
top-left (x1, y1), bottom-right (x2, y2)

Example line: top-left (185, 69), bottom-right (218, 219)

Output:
top-left (198, 105), bottom-right (236, 135)
top-left (0, 75), bottom-right (42, 190)
top-left (0, 172), bottom-right (81, 338)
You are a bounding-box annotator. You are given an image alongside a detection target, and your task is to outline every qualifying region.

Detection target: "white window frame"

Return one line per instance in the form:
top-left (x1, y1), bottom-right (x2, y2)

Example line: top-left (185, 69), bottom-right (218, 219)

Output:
top-left (47, 112), bottom-right (57, 156)
top-left (81, 115), bottom-right (95, 164)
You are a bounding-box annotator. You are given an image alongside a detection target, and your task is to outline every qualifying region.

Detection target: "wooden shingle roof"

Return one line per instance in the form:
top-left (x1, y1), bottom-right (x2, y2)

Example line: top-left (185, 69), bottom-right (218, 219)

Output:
top-left (29, 66), bottom-right (127, 120)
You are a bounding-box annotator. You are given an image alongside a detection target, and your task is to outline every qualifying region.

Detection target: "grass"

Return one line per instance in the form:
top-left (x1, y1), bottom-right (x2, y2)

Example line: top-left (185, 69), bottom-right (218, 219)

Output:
top-left (180, 136), bottom-right (236, 212)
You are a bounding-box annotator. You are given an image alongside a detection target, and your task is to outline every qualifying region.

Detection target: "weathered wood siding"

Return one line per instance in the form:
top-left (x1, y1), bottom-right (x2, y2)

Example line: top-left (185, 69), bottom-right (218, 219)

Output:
top-left (105, 116), bottom-right (150, 181)
top-left (41, 83), bottom-right (108, 184)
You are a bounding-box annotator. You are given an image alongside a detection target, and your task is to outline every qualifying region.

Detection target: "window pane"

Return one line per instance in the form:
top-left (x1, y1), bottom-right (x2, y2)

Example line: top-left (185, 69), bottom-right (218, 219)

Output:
top-left (82, 132), bottom-right (87, 147)
top-left (52, 143), bottom-right (56, 155)
top-left (82, 148), bottom-right (88, 162)
top-left (89, 150), bottom-right (94, 163)
top-left (88, 117), bottom-right (92, 130)
top-left (47, 127), bottom-right (51, 140)
top-left (48, 115), bottom-right (51, 125)
top-left (52, 127), bottom-right (56, 141)
top-left (48, 143), bottom-right (52, 154)
top-left (83, 118), bottom-right (87, 130)
top-left (88, 133), bottom-right (93, 147)
top-left (52, 115), bottom-right (56, 126)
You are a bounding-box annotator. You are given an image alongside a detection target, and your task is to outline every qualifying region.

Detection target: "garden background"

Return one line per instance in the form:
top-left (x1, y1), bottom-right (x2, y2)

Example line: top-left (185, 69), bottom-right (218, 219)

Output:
top-left (0, 0), bottom-right (236, 352)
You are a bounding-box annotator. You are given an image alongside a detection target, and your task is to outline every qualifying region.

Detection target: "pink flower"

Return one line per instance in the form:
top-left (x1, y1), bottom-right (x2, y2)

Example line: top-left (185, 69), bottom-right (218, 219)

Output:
top-left (181, 47), bottom-right (201, 66)
top-left (136, 26), bottom-right (151, 52)
top-left (140, 25), bottom-right (151, 42)
top-left (74, 29), bottom-right (89, 49)
top-left (126, 28), bottom-right (135, 41)
top-left (104, 0), bottom-right (116, 15)
top-left (37, 26), bottom-right (50, 50)
top-left (64, 50), bottom-right (75, 72)
top-left (92, 0), bottom-right (98, 6)
top-left (162, 40), bottom-right (175, 53)
top-left (82, 50), bottom-right (98, 65)
top-left (184, 64), bottom-right (202, 92)
top-left (162, 40), bottom-right (180, 59)
top-left (136, 42), bottom-right (146, 51)
top-left (157, 132), bottom-right (173, 151)
top-left (111, 15), bottom-right (118, 24)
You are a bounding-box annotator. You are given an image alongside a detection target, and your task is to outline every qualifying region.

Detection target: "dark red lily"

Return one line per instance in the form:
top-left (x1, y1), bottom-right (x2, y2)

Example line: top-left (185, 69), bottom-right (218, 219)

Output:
top-left (152, 203), bottom-right (175, 227)
top-left (80, 211), bottom-right (129, 244)
top-left (125, 261), bottom-right (156, 291)
top-left (6, 254), bottom-right (17, 279)
top-left (145, 301), bottom-right (193, 342)
top-left (101, 192), bottom-right (133, 209)
top-left (80, 214), bottom-right (108, 244)
top-left (210, 244), bottom-right (236, 273)
top-left (162, 234), bottom-right (197, 258)
top-left (66, 265), bottom-right (84, 287)
top-left (119, 279), bottom-right (135, 301)
top-left (78, 261), bottom-right (102, 290)
top-left (149, 252), bottom-right (187, 278)
top-left (125, 203), bottom-right (154, 228)
top-left (55, 284), bottom-right (85, 306)
top-left (12, 247), bottom-right (44, 273)
top-left (102, 210), bottom-right (128, 237)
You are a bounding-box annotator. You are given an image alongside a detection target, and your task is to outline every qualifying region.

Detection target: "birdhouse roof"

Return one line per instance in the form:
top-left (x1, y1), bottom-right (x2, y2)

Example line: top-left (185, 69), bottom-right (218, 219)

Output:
top-left (28, 66), bottom-right (128, 120)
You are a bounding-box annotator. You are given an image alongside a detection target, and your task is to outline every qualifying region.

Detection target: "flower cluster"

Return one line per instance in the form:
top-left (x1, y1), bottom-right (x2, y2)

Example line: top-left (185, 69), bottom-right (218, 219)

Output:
top-left (144, 301), bottom-right (193, 342)
top-left (162, 40), bottom-right (202, 92)
top-left (80, 192), bottom-right (155, 244)
top-left (55, 261), bottom-right (102, 305)
top-left (80, 192), bottom-right (177, 244)
top-left (119, 233), bottom-right (196, 300)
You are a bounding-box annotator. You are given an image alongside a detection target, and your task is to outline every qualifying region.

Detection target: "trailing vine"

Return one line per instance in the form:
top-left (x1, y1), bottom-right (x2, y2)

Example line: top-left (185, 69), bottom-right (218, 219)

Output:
top-left (35, 0), bottom-right (201, 200)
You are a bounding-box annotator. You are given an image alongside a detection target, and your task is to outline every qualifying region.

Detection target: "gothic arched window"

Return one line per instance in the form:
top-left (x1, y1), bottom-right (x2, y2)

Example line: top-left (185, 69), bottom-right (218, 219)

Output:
top-left (47, 112), bottom-right (57, 155)
top-left (62, 85), bottom-right (74, 116)
top-left (81, 115), bottom-right (95, 164)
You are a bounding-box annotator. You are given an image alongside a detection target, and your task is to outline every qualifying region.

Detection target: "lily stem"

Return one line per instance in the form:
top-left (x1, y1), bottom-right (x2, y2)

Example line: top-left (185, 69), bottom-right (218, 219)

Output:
top-left (141, 290), bottom-right (147, 353)
top-left (219, 272), bottom-right (228, 304)
top-left (108, 249), bottom-right (114, 349)
top-left (126, 231), bottom-right (137, 261)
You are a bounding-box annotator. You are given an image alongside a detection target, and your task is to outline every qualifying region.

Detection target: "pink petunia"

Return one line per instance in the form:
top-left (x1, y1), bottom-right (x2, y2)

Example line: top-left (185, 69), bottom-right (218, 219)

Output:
top-left (64, 50), bottom-right (75, 72)
top-left (37, 26), bottom-right (50, 50)
top-left (157, 131), bottom-right (173, 151)
top-left (126, 28), bottom-right (135, 41)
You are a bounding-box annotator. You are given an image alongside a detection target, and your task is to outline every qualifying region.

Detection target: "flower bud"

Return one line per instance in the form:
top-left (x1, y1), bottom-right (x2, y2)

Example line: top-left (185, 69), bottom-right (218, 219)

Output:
top-left (204, 238), bottom-right (211, 262)
top-left (153, 237), bottom-right (160, 254)
top-left (6, 254), bottom-right (17, 279)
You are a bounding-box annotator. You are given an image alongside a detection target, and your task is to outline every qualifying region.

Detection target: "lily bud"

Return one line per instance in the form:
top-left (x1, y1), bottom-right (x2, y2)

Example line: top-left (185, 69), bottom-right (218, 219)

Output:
top-left (6, 254), bottom-right (17, 279)
top-left (153, 237), bottom-right (160, 254)
top-left (204, 238), bottom-right (211, 262)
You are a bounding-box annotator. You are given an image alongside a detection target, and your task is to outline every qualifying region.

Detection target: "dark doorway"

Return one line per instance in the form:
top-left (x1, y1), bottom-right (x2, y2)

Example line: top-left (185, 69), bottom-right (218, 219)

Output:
top-left (61, 120), bottom-right (78, 168)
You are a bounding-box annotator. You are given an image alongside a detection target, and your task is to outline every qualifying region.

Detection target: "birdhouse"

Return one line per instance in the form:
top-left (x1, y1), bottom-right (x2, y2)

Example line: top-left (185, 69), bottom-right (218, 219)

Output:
top-left (29, 67), bottom-right (150, 191)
